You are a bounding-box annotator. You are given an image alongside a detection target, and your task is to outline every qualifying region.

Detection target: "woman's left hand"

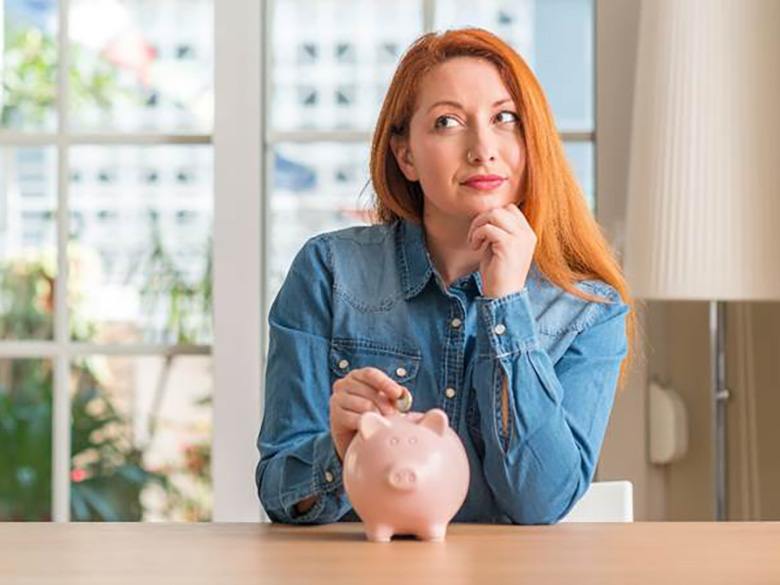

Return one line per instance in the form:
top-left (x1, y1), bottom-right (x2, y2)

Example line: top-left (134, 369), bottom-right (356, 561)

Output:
top-left (467, 203), bottom-right (537, 299)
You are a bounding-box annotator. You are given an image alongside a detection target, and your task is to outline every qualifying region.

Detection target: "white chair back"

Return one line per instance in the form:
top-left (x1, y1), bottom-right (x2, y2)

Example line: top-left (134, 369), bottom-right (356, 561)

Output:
top-left (559, 480), bottom-right (634, 523)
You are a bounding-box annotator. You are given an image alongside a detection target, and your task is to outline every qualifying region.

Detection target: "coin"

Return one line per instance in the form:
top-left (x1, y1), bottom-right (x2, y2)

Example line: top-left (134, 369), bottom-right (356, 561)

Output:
top-left (395, 388), bottom-right (413, 413)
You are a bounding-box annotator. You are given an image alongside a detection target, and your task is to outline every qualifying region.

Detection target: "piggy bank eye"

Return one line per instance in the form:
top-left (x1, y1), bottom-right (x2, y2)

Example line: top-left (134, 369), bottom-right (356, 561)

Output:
top-left (389, 437), bottom-right (400, 446)
top-left (408, 436), bottom-right (417, 445)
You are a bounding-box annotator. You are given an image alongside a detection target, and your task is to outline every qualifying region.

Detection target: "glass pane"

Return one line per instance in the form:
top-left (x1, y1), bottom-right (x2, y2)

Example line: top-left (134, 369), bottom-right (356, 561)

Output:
top-left (0, 358), bottom-right (53, 521)
top-left (70, 354), bottom-right (212, 521)
top-left (563, 141), bottom-right (594, 212)
top-left (69, 0), bottom-right (213, 133)
top-left (270, 0), bottom-right (423, 132)
top-left (69, 145), bottom-right (213, 344)
top-left (0, 147), bottom-right (57, 340)
top-left (269, 142), bottom-right (372, 300)
top-left (434, 0), bottom-right (594, 131)
top-left (2, 0), bottom-right (58, 131)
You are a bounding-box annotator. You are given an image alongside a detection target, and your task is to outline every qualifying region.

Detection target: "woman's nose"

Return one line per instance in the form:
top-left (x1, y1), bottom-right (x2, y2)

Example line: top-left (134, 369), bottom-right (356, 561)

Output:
top-left (466, 130), bottom-right (497, 164)
top-left (466, 146), bottom-right (496, 164)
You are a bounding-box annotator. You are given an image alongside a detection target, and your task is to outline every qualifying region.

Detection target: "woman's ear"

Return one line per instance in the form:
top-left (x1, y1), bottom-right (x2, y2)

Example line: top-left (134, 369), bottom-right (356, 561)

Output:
top-left (389, 135), bottom-right (419, 182)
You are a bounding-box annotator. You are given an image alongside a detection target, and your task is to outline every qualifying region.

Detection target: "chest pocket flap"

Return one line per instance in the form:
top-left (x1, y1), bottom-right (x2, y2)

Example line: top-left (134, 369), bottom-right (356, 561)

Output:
top-left (329, 340), bottom-right (421, 386)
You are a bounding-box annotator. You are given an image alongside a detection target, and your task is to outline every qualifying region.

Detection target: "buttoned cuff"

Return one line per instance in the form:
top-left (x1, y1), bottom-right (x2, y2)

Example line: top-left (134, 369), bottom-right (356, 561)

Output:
top-left (312, 431), bottom-right (345, 493)
top-left (282, 431), bottom-right (346, 522)
top-left (476, 288), bottom-right (541, 357)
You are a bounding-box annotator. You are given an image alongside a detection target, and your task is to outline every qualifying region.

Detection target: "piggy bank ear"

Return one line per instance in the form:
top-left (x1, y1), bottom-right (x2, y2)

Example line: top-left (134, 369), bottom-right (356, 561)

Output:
top-left (358, 411), bottom-right (391, 440)
top-left (418, 408), bottom-right (448, 437)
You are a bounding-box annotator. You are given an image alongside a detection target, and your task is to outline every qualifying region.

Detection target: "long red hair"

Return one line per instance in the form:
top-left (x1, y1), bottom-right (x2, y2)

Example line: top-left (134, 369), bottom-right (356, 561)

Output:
top-left (369, 28), bottom-right (639, 391)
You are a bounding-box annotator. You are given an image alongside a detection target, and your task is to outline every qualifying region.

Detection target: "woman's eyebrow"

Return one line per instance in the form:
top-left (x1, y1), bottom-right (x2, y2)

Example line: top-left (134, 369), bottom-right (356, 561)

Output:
top-left (426, 98), bottom-right (513, 113)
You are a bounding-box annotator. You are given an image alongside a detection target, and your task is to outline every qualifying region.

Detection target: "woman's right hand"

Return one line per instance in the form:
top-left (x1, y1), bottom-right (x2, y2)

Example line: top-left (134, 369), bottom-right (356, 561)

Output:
top-left (330, 367), bottom-right (407, 462)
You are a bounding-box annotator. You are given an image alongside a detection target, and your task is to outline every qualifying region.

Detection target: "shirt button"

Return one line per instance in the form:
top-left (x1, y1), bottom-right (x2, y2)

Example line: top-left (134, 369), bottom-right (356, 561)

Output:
top-left (395, 367), bottom-right (407, 377)
top-left (493, 323), bottom-right (506, 335)
top-left (445, 387), bottom-right (456, 399)
top-left (450, 318), bottom-right (462, 328)
top-left (324, 470), bottom-right (334, 483)
top-left (338, 359), bottom-right (349, 370)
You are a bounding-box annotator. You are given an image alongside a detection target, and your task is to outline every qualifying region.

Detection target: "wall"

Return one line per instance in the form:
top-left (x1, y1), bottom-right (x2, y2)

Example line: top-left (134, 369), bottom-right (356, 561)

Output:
top-left (595, 0), bottom-right (779, 522)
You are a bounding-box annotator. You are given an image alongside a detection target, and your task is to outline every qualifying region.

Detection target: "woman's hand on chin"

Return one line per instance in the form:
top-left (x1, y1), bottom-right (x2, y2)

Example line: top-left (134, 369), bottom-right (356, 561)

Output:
top-left (467, 203), bottom-right (537, 299)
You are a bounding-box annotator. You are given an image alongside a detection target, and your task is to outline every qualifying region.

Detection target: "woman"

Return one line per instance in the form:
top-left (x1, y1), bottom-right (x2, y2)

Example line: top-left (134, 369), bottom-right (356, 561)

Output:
top-left (256, 28), bottom-right (637, 525)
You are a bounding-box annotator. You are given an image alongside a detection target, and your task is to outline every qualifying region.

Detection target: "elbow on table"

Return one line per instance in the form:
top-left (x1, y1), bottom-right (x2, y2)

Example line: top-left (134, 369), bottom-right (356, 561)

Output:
top-left (505, 504), bottom-right (571, 526)
top-left (503, 475), bottom-right (588, 525)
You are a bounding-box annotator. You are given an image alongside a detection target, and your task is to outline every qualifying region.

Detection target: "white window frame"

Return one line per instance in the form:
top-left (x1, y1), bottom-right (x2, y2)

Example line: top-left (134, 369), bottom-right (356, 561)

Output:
top-left (0, 0), bottom-right (214, 522)
top-left (213, 0), bottom-right (262, 521)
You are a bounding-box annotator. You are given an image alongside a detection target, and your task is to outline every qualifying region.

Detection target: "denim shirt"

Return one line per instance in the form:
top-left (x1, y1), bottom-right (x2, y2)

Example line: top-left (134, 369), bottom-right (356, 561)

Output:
top-left (255, 218), bottom-right (629, 525)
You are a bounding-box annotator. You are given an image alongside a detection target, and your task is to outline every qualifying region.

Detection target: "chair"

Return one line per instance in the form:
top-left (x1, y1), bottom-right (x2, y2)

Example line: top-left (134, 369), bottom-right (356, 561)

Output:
top-left (559, 480), bottom-right (634, 523)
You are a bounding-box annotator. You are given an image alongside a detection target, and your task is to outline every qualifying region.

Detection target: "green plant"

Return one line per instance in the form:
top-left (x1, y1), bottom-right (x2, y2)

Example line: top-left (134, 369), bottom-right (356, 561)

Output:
top-left (0, 255), bottom-right (55, 340)
top-left (69, 367), bottom-right (169, 521)
top-left (139, 213), bottom-right (213, 344)
top-left (0, 360), bottom-right (53, 521)
top-left (1, 27), bottom-right (131, 128)
top-left (0, 248), bottom-right (213, 521)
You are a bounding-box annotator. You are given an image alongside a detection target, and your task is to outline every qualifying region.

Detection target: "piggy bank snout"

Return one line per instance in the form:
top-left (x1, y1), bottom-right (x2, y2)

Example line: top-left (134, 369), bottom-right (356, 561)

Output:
top-left (387, 466), bottom-right (418, 492)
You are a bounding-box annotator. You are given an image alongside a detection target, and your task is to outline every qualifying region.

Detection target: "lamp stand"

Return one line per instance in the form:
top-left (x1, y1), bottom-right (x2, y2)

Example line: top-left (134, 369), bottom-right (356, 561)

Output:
top-left (709, 301), bottom-right (729, 520)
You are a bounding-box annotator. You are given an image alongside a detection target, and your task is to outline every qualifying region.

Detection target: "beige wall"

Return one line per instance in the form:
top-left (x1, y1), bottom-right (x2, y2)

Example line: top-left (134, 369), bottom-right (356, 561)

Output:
top-left (594, 0), bottom-right (779, 522)
top-left (737, 303), bottom-right (780, 520)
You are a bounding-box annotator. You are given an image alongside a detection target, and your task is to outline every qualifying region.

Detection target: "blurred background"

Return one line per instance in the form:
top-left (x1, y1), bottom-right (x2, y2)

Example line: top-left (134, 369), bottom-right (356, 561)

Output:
top-left (1, 0), bottom-right (778, 523)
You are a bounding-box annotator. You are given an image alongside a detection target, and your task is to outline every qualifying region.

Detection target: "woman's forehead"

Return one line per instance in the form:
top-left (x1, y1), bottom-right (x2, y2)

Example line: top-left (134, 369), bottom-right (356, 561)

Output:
top-left (416, 57), bottom-right (511, 109)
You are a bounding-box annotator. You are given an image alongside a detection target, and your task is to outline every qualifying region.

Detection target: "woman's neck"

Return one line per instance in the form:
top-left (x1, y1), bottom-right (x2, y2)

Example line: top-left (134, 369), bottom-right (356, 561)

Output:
top-left (422, 212), bottom-right (482, 288)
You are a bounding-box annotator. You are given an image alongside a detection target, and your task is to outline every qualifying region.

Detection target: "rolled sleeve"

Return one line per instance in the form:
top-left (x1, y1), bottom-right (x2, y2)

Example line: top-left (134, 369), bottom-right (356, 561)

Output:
top-left (255, 236), bottom-right (353, 524)
top-left (472, 285), bottom-right (629, 524)
top-left (261, 431), bottom-right (349, 524)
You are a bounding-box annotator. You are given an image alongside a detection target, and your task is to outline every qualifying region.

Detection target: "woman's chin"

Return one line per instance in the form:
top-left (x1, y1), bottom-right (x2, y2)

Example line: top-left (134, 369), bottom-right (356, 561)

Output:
top-left (460, 193), bottom-right (512, 212)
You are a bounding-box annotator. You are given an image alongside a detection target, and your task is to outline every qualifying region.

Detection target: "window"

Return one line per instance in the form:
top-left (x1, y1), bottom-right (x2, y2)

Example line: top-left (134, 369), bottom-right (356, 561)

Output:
top-left (0, 0), bottom-right (214, 522)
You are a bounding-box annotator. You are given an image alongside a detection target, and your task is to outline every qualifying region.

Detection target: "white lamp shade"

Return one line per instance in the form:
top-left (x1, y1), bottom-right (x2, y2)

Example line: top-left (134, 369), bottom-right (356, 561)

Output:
top-left (625, 0), bottom-right (780, 301)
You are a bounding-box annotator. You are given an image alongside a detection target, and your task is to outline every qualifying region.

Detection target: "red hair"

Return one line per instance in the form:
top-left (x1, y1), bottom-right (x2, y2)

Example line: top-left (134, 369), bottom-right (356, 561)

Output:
top-left (369, 28), bottom-right (639, 391)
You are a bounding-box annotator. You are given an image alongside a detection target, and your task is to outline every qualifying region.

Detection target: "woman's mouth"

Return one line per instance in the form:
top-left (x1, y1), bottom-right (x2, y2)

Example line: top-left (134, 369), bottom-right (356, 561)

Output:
top-left (461, 175), bottom-right (507, 191)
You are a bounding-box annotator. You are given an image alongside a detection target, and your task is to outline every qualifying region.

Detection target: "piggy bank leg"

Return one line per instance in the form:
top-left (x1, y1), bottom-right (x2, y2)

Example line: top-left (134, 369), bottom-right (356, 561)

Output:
top-left (365, 523), bottom-right (395, 543)
top-left (418, 523), bottom-right (447, 542)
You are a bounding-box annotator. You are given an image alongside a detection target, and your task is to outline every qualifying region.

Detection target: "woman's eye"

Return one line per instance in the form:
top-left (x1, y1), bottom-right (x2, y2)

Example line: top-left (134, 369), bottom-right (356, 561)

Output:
top-left (434, 115), bottom-right (459, 129)
top-left (496, 110), bottom-right (519, 124)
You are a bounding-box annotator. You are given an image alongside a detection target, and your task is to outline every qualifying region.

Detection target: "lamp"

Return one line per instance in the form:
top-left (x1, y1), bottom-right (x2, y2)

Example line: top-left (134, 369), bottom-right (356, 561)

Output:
top-left (624, 0), bottom-right (780, 520)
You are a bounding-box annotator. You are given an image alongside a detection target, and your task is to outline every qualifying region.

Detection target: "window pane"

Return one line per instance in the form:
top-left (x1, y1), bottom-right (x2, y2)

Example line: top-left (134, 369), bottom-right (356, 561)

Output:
top-left (0, 358), bottom-right (53, 521)
top-left (69, 145), bottom-right (213, 344)
top-left (270, 0), bottom-right (423, 132)
top-left (563, 141), bottom-right (594, 212)
top-left (434, 0), bottom-right (594, 131)
top-left (69, 0), bottom-right (213, 133)
top-left (70, 355), bottom-right (212, 521)
top-left (0, 147), bottom-right (57, 340)
top-left (1, 0), bottom-right (58, 131)
top-left (269, 142), bottom-right (372, 299)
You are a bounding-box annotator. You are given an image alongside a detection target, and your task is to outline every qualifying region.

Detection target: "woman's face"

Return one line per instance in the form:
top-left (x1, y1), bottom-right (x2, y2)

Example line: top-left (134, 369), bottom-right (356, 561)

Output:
top-left (391, 56), bottom-right (527, 225)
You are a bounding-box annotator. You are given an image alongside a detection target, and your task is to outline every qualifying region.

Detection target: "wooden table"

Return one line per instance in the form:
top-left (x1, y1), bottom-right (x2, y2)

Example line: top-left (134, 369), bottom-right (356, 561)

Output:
top-left (1, 521), bottom-right (778, 584)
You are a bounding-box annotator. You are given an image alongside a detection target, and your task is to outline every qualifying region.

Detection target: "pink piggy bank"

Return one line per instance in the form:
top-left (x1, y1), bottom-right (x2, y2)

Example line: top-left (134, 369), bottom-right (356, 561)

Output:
top-left (342, 408), bottom-right (470, 542)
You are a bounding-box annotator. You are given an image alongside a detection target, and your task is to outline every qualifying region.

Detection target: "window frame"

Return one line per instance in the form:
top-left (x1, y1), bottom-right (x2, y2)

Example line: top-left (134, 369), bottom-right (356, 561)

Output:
top-left (0, 0), bottom-right (214, 522)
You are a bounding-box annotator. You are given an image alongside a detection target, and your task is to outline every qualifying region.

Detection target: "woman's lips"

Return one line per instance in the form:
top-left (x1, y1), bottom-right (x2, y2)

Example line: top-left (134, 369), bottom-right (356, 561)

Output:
top-left (461, 178), bottom-right (506, 191)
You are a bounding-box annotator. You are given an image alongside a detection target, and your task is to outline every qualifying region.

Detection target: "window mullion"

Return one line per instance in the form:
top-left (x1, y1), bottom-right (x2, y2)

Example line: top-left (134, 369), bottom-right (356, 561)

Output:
top-left (423, 0), bottom-right (435, 33)
top-left (52, 0), bottom-right (71, 523)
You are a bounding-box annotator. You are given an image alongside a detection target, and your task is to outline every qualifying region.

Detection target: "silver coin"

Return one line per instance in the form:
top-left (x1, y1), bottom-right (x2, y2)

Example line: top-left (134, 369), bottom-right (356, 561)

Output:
top-left (395, 388), bottom-right (413, 413)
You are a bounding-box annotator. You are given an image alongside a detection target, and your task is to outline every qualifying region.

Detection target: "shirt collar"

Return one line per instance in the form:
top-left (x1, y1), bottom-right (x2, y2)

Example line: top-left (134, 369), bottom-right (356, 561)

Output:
top-left (396, 218), bottom-right (488, 299)
top-left (397, 218), bottom-right (434, 299)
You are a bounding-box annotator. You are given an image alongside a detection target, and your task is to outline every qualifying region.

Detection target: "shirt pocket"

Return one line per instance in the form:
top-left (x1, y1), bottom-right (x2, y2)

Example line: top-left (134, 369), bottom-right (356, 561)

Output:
top-left (328, 338), bottom-right (421, 390)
